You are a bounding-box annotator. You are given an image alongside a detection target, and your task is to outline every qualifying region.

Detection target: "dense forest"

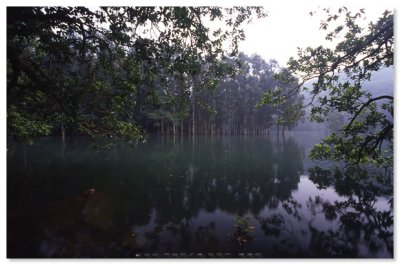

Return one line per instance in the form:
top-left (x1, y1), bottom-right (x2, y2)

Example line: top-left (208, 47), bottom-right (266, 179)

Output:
top-left (7, 7), bottom-right (304, 143)
top-left (138, 53), bottom-right (304, 136)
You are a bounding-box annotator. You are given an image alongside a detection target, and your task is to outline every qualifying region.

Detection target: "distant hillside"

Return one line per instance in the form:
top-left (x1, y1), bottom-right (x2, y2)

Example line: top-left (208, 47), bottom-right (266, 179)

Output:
top-left (301, 66), bottom-right (393, 102)
top-left (363, 67), bottom-right (394, 97)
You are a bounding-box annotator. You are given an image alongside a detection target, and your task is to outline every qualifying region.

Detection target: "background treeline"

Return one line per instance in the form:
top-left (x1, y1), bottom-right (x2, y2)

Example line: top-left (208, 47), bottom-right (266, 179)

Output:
top-left (7, 7), bottom-right (305, 144)
top-left (138, 53), bottom-right (304, 136)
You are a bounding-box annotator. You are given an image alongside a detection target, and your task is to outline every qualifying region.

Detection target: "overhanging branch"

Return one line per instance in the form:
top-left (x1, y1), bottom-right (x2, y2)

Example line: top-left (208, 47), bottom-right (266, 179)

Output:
top-left (344, 95), bottom-right (393, 132)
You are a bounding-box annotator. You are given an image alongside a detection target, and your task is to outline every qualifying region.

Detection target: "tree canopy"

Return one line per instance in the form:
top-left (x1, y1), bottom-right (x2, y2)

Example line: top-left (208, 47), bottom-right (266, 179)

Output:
top-left (7, 6), bottom-right (266, 143)
top-left (260, 7), bottom-right (393, 171)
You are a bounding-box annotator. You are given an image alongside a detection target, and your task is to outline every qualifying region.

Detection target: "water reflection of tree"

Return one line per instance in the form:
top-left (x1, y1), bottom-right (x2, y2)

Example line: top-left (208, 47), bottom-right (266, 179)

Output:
top-left (8, 135), bottom-right (305, 257)
top-left (136, 136), bottom-right (304, 223)
top-left (93, 136), bottom-right (305, 255)
top-left (273, 137), bottom-right (304, 200)
top-left (257, 165), bottom-right (393, 258)
top-left (113, 136), bottom-right (305, 254)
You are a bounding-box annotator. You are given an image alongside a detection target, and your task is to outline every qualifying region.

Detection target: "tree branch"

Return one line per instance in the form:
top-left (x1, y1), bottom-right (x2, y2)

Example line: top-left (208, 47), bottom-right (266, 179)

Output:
top-left (344, 95), bottom-right (393, 132)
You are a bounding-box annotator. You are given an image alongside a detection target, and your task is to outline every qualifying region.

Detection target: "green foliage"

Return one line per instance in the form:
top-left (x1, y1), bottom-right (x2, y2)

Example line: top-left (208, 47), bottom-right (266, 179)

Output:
top-left (233, 215), bottom-right (255, 245)
top-left (274, 8), bottom-right (393, 169)
top-left (257, 68), bottom-right (305, 132)
top-left (79, 116), bottom-right (144, 144)
top-left (7, 6), bottom-right (266, 143)
top-left (7, 106), bottom-right (52, 143)
top-left (278, 102), bottom-right (305, 128)
top-left (257, 87), bottom-right (284, 107)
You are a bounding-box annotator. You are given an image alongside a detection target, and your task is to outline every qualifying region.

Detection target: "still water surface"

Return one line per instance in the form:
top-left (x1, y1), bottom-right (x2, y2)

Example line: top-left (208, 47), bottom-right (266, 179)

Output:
top-left (7, 132), bottom-right (393, 258)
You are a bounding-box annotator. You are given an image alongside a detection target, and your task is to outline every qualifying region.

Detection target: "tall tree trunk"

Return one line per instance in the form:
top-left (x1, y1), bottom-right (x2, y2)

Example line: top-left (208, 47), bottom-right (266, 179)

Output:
top-left (61, 121), bottom-right (66, 148)
top-left (181, 119), bottom-right (183, 136)
top-left (192, 105), bottom-right (195, 136)
top-left (244, 115), bottom-right (247, 135)
top-left (173, 107), bottom-right (176, 135)
top-left (61, 122), bottom-right (65, 141)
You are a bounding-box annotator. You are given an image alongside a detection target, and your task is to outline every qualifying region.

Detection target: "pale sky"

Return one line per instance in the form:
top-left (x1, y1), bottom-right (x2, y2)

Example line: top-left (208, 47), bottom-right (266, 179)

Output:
top-left (238, 4), bottom-right (393, 66)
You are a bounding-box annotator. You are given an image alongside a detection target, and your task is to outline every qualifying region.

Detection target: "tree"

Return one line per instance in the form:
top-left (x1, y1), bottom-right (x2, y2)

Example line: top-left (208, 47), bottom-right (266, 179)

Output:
top-left (257, 68), bottom-right (305, 135)
top-left (7, 6), bottom-right (266, 143)
top-left (211, 53), bottom-right (280, 135)
top-left (261, 8), bottom-right (393, 170)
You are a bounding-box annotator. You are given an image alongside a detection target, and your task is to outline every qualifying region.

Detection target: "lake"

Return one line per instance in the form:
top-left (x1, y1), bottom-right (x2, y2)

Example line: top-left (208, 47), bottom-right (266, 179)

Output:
top-left (7, 132), bottom-right (393, 258)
